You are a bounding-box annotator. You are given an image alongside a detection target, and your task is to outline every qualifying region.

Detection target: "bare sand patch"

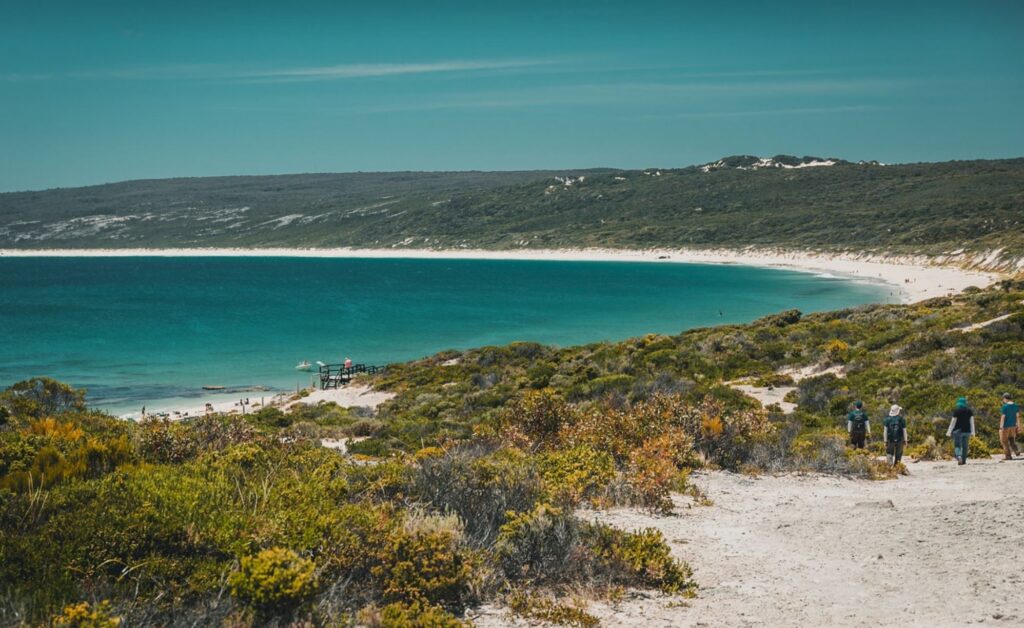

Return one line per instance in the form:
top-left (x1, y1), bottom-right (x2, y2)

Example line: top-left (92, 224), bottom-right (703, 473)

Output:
top-left (282, 384), bottom-right (395, 411)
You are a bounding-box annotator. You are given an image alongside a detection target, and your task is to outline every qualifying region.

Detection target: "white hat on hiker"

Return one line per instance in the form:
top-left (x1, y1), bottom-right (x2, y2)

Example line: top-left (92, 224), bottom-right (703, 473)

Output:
top-left (889, 404), bottom-right (901, 416)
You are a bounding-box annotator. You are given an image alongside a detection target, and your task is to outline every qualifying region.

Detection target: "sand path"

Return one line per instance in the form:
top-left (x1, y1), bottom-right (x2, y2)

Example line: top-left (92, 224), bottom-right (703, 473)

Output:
top-left (475, 458), bottom-right (1024, 627)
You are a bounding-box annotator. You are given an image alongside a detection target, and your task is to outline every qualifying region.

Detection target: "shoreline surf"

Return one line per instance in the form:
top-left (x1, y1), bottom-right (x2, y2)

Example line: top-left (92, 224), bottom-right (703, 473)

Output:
top-left (0, 246), bottom-right (1001, 304)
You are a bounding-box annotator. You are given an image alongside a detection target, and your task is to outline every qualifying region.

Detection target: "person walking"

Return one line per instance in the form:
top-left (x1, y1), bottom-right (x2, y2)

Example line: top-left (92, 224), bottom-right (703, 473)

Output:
top-left (946, 396), bottom-right (975, 465)
top-left (883, 404), bottom-right (908, 466)
top-left (847, 401), bottom-right (870, 449)
top-left (999, 393), bottom-right (1020, 461)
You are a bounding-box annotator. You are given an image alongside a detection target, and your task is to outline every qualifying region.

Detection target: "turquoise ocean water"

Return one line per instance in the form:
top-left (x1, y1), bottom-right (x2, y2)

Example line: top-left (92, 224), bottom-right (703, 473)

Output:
top-left (0, 257), bottom-right (893, 414)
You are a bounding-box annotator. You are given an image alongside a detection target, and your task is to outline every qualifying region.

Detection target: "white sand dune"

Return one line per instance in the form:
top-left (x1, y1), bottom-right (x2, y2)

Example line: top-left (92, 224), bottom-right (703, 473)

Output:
top-left (728, 364), bottom-right (847, 413)
top-left (282, 384), bottom-right (396, 411)
top-left (475, 458), bottom-right (1024, 627)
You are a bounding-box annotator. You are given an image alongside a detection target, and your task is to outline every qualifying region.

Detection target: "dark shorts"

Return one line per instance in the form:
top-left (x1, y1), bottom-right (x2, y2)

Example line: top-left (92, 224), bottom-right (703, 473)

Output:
top-left (886, 440), bottom-right (904, 462)
top-left (850, 430), bottom-right (867, 448)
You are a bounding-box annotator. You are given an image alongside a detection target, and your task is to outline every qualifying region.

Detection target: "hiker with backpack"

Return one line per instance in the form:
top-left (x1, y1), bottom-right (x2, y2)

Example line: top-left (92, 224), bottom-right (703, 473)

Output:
top-left (946, 396), bottom-right (975, 465)
top-left (999, 392), bottom-right (1020, 461)
top-left (847, 401), bottom-right (870, 449)
top-left (883, 404), bottom-right (908, 466)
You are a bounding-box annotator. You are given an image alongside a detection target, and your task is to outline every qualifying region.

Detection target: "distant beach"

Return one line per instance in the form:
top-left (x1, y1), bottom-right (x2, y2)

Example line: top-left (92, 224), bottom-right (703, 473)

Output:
top-left (0, 246), bottom-right (1000, 304)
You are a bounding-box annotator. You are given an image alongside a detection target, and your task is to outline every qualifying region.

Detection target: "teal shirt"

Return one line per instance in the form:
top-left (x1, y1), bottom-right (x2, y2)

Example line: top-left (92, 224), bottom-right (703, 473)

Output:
top-left (883, 415), bottom-right (907, 442)
top-left (847, 409), bottom-right (869, 429)
top-left (1002, 402), bottom-right (1019, 428)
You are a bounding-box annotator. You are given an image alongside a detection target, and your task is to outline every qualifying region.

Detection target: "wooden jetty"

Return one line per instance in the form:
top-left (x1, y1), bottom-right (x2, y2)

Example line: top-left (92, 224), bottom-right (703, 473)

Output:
top-left (318, 363), bottom-right (386, 390)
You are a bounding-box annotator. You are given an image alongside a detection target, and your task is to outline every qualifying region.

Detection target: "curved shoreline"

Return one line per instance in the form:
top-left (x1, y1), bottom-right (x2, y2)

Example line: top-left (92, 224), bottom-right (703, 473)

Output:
top-left (0, 246), bottom-right (1000, 304)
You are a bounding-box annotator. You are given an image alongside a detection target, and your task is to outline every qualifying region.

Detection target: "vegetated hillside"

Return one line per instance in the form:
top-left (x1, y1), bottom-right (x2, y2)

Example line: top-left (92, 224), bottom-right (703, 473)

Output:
top-left (2, 280), bottom-right (1022, 625)
top-left (1, 157), bottom-right (1023, 261)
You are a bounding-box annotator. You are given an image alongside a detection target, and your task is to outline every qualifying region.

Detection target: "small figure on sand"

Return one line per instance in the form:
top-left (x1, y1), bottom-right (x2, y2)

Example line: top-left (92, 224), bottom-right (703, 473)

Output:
top-left (999, 392), bottom-right (1020, 461)
top-left (344, 356), bottom-right (353, 369)
top-left (883, 404), bottom-right (907, 466)
top-left (947, 396), bottom-right (975, 465)
top-left (847, 401), bottom-right (870, 449)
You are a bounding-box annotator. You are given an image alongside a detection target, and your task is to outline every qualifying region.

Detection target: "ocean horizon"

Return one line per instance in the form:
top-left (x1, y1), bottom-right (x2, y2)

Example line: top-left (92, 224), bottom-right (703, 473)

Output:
top-left (0, 256), bottom-right (893, 414)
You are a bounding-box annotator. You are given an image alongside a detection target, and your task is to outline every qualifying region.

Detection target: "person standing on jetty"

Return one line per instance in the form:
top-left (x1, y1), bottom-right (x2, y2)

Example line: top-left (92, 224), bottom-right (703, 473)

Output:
top-left (883, 404), bottom-right (908, 466)
top-left (847, 401), bottom-right (870, 449)
top-left (947, 397), bottom-right (975, 465)
top-left (999, 393), bottom-right (1020, 461)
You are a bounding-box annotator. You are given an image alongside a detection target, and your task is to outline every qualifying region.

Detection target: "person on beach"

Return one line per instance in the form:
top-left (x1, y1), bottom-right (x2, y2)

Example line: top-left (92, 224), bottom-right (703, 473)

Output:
top-left (847, 401), bottom-right (870, 449)
top-left (883, 404), bottom-right (908, 466)
top-left (344, 357), bottom-right (353, 369)
top-left (999, 393), bottom-right (1020, 461)
top-left (946, 397), bottom-right (975, 465)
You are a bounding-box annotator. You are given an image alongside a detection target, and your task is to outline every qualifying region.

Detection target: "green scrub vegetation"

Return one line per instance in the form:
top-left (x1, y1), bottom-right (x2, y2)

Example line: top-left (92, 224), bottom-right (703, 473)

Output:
top-left (2, 280), bottom-right (1023, 625)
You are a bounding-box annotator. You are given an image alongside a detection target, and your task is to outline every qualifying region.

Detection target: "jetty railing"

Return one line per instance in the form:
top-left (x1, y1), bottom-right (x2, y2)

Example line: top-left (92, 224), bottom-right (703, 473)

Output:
top-left (318, 363), bottom-right (386, 390)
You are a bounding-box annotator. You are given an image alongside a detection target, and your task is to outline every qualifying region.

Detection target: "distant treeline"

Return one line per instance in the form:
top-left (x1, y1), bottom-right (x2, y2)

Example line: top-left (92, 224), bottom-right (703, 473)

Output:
top-left (1, 158), bottom-right (1022, 256)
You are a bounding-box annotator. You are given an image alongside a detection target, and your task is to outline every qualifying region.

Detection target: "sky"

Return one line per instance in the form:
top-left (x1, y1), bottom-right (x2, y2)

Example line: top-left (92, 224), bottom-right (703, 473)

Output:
top-left (1, 0), bottom-right (1022, 191)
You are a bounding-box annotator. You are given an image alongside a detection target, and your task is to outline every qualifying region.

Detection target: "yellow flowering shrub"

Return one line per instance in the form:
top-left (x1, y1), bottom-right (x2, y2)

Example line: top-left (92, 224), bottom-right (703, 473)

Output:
top-left (52, 600), bottom-right (120, 627)
top-left (228, 547), bottom-right (318, 611)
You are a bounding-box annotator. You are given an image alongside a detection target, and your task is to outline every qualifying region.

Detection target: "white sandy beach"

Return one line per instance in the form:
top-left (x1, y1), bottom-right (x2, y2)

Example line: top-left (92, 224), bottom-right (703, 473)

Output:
top-left (119, 383), bottom-right (395, 421)
top-left (0, 246), bottom-right (1002, 304)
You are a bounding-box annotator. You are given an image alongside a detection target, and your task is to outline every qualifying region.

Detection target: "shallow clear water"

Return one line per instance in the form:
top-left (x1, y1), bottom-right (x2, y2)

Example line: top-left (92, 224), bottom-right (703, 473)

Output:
top-left (0, 257), bottom-right (892, 413)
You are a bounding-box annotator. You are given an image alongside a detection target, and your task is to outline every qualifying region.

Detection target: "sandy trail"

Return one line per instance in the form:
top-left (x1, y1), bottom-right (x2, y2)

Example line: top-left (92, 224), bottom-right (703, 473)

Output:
top-left (475, 459), bottom-right (1024, 627)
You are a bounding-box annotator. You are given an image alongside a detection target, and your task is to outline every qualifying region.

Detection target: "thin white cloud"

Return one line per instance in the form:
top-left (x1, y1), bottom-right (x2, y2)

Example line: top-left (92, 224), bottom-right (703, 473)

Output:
top-left (242, 58), bottom-right (559, 81)
top-left (657, 104), bottom-right (893, 119)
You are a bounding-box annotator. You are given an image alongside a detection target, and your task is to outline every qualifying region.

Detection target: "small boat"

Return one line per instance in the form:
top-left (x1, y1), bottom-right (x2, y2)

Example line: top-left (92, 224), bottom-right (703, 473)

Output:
top-left (295, 360), bottom-right (313, 372)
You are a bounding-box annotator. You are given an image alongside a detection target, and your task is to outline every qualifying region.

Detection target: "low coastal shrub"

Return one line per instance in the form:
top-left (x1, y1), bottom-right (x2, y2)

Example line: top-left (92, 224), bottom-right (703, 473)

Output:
top-left (228, 547), bottom-right (318, 613)
top-left (506, 590), bottom-right (599, 628)
top-left (0, 377), bottom-right (86, 420)
top-left (51, 600), bottom-right (121, 627)
top-left (495, 504), bottom-right (581, 584)
top-left (410, 445), bottom-right (541, 547)
top-left (585, 525), bottom-right (695, 595)
top-left (372, 529), bottom-right (472, 612)
top-left (969, 436), bottom-right (995, 459)
top-left (906, 435), bottom-right (951, 461)
top-left (359, 600), bottom-right (468, 627)
top-left (136, 415), bottom-right (257, 463)
top-left (626, 433), bottom-right (690, 513)
top-left (537, 445), bottom-right (615, 507)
